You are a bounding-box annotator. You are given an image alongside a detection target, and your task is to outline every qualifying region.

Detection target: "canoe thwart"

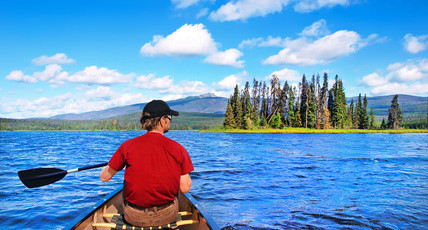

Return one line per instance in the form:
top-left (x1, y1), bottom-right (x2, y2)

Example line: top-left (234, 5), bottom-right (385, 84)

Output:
top-left (93, 213), bottom-right (199, 230)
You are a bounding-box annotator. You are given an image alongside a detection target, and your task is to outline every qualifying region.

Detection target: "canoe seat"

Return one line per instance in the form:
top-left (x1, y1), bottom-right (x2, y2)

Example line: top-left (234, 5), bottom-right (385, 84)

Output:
top-left (92, 212), bottom-right (198, 230)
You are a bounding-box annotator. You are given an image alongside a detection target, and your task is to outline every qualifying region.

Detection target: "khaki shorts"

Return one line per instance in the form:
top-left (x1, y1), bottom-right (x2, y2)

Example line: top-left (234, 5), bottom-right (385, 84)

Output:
top-left (123, 197), bottom-right (179, 227)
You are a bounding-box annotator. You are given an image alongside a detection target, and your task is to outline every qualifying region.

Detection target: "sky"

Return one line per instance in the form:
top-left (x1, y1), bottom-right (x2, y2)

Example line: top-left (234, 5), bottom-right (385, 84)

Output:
top-left (1, 0), bottom-right (427, 119)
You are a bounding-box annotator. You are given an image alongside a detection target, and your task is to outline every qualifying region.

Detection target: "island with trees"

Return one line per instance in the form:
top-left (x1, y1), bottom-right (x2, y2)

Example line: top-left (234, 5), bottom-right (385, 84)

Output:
top-left (216, 73), bottom-right (426, 133)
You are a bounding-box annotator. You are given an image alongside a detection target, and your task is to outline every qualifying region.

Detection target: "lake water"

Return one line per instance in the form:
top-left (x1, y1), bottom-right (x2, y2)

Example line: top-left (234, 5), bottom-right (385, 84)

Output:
top-left (0, 131), bottom-right (427, 229)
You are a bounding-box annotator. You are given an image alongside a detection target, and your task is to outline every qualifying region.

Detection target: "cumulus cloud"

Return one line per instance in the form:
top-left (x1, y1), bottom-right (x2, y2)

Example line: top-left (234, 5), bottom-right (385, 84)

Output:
top-left (135, 74), bottom-right (174, 89)
top-left (209, 0), bottom-right (289, 22)
top-left (204, 49), bottom-right (245, 68)
top-left (213, 72), bottom-right (245, 90)
top-left (140, 24), bottom-right (218, 57)
top-left (2, 91), bottom-right (146, 118)
top-left (33, 64), bottom-right (64, 82)
top-left (32, 53), bottom-right (75, 66)
top-left (67, 66), bottom-right (134, 84)
top-left (360, 59), bottom-right (428, 96)
top-left (84, 86), bottom-right (118, 100)
top-left (267, 68), bottom-right (300, 82)
top-left (160, 81), bottom-right (210, 95)
top-left (294, 0), bottom-right (350, 13)
top-left (6, 70), bottom-right (37, 83)
top-left (264, 30), bottom-right (367, 65)
top-left (403, 34), bottom-right (428, 54)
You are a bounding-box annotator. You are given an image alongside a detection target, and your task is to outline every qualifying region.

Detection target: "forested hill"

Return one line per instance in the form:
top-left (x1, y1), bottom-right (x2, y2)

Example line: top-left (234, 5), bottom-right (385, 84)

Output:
top-left (347, 94), bottom-right (427, 117)
top-left (49, 93), bottom-right (228, 120)
top-left (48, 94), bottom-right (426, 121)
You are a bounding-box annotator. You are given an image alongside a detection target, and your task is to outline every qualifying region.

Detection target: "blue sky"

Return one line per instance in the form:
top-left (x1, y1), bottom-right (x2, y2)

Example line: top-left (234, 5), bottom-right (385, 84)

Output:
top-left (1, 0), bottom-right (427, 118)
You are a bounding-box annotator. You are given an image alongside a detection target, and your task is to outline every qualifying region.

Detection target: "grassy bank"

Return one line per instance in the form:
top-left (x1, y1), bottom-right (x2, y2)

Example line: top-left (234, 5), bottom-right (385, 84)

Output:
top-left (201, 127), bottom-right (428, 134)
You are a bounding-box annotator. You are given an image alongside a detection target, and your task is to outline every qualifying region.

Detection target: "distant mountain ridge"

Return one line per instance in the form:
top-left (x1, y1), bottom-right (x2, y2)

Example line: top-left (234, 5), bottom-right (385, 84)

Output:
top-left (49, 93), bottom-right (228, 120)
top-left (48, 94), bottom-right (426, 121)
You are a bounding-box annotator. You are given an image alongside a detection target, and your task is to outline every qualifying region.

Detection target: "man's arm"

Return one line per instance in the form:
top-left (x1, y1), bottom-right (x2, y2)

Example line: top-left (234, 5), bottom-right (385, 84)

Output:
top-left (100, 165), bottom-right (118, 182)
top-left (180, 174), bottom-right (192, 193)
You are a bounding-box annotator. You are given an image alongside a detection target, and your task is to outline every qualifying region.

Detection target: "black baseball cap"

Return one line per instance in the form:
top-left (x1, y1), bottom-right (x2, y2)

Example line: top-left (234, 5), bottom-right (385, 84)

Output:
top-left (142, 100), bottom-right (179, 119)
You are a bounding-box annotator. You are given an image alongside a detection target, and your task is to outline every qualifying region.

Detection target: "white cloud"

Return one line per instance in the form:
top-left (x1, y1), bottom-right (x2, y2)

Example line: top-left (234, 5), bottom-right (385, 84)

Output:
top-left (33, 64), bottom-right (63, 81)
top-left (204, 49), bottom-right (245, 68)
top-left (2, 91), bottom-right (147, 118)
top-left (172, 0), bottom-right (202, 8)
top-left (370, 82), bottom-right (428, 96)
top-left (360, 73), bottom-right (388, 87)
top-left (267, 68), bottom-right (300, 82)
top-left (403, 34), bottom-right (428, 54)
top-left (85, 86), bottom-right (117, 100)
top-left (160, 81), bottom-right (210, 94)
top-left (32, 53), bottom-right (75, 66)
top-left (214, 74), bottom-right (239, 90)
top-left (197, 8), bottom-right (209, 18)
top-left (135, 74), bottom-right (174, 89)
top-left (360, 59), bottom-right (428, 96)
top-left (140, 24), bottom-right (218, 57)
top-left (6, 70), bottom-right (37, 83)
top-left (67, 66), bottom-right (134, 84)
top-left (294, 0), bottom-right (349, 13)
top-left (239, 36), bottom-right (287, 49)
top-left (264, 30), bottom-right (377, 66)
top-left (209, 0), bottom-right (290, 22)
top-left (300, 19), bottom-right (329, 37)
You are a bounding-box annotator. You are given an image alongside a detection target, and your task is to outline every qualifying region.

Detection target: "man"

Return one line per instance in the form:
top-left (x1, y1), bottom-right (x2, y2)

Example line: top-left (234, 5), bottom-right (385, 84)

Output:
top-left (100, 100), bottom-right (193, 227)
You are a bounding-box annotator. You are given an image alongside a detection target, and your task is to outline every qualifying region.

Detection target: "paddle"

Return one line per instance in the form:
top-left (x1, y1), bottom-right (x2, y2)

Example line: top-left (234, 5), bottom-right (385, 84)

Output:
top-left (18, 162), bottom-right (108, 188)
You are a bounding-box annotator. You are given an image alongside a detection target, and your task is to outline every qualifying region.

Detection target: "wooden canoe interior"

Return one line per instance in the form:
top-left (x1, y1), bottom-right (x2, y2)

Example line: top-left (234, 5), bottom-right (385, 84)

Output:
top-left (73, 190), bottom-right (212, 230)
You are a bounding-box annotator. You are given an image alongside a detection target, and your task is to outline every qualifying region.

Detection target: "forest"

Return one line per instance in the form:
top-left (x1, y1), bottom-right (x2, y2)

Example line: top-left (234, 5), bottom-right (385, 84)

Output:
top-left (223, 73), bottom-right (406, 130)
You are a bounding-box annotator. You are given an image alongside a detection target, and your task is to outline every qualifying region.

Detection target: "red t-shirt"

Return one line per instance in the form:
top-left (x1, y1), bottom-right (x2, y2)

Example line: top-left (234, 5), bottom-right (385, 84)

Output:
top-left (108, 132), bottom-right (194, 207)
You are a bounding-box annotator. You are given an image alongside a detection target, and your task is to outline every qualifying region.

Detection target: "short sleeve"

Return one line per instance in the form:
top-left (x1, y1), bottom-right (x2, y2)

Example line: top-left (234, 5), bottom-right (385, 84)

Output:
top-left (180, 147), bottom-right (194, 175)
top-left (109, 144), bottom-right (126, 171)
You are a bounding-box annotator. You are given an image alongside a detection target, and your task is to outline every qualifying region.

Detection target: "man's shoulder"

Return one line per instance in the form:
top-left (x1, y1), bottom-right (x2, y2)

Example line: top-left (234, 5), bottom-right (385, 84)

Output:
top-left (162, 135), bottom-right (185, 149)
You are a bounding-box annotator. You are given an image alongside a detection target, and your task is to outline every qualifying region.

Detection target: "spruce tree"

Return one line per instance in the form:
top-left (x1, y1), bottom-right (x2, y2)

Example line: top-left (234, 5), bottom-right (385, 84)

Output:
top-left (286, 87), bottom-right (295, 127)
top-left (380, 118), bottom-right (387, 129)
top-left (294, 100), bottom-right (302, 127)
top-left (369, 107), bottom-right (376, 129)
top-left (387, 94), bottom-right (403, 129)
top-left (270, 113), bottom-right (282, 129)
top-left (355, 94), bottom-right (362, 129)
top-left (359, 95), bottom-right (369, 129)
top-left (224, 102), bottom-right (236, 129)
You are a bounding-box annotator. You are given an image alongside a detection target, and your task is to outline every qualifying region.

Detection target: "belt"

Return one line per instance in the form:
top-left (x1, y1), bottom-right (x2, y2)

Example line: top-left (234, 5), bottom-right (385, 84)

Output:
top-left (124, 199), bottom-right (174, 212)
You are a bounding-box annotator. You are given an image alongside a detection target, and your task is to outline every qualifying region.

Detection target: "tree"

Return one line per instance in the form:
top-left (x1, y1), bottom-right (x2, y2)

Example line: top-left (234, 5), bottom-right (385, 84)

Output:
top-left (359, 95), bottom-right (369, 129)
top-left (294, 100), bottom-right (302, 127)
top-left (321, 108), bottom-right (332, 129)
top-left (270, 113), bottom-right (282, 129)
top-left (354, 94), bottom-right (362, 129)
top-left (286, 86), bottom-right (295, 127)
top-left (387, 94), bottom-right (403, 129)
top-left (380, 118), bottom-right (387, 129)
top-left (369, 107), bottom-right (377, 129)
top-left (331, 76), bottom-right (347, 128)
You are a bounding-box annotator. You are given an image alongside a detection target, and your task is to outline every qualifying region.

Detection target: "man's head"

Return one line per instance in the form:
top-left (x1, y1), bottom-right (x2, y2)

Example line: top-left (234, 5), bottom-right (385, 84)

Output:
top-left (140, 100), bottom-right (179, 132)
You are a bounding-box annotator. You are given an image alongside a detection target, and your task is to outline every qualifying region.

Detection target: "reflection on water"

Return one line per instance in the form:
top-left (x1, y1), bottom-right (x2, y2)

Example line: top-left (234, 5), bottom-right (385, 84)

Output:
top-left (0, 131), bottom-right (427, 229)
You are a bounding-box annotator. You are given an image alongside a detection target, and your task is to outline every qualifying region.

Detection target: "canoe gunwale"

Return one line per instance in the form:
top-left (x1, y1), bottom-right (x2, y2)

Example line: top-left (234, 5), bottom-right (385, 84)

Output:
top-left (65, 185), bottom-right (220, 230)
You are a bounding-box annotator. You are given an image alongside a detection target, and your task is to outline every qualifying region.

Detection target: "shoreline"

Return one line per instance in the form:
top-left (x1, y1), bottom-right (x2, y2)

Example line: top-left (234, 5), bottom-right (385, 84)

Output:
top-left (200, 128), bottom-right (428, 134)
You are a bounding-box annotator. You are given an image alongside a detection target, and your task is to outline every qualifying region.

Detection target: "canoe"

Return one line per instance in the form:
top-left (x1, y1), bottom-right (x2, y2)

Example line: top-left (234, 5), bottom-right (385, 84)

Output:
top-left (66, 185), bottom-right (220, 230)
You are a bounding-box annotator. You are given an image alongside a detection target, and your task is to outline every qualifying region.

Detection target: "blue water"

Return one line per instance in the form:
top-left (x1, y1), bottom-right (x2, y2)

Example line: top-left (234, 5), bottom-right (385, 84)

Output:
top-left (0, 131), bottom-right (427, 229)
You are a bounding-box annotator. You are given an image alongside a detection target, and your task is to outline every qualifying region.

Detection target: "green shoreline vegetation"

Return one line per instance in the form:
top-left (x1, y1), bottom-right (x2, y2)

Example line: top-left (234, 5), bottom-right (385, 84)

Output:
top-left (201, 127), bottom-right (428, 134)
top-left (221, 73), bottom-right (427, 133)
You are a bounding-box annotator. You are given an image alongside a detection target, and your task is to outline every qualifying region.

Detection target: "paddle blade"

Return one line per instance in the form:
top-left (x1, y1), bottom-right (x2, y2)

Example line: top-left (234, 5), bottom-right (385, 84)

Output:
top-left (18, 168), bottom-right (67, 188)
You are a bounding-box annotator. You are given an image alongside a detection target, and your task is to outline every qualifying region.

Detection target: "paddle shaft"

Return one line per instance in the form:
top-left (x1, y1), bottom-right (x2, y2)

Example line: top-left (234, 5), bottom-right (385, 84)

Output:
top-left (18, 162), bottom-right (108, 188)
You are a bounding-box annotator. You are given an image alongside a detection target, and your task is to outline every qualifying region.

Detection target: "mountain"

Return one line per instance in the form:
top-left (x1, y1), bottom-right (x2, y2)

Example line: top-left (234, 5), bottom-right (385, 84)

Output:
top-left (49, 93), bottom-right (228, 120)
top-left (347, 94), bottom-right (427, 117)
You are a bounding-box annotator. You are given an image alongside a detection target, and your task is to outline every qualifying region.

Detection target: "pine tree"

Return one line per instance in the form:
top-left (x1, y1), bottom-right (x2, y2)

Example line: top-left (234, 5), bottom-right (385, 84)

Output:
top-left (355, 94), bottom-right (362, 129)
top-left (260, 115), bottom-right (267, 127)
top-left (294, 100), bottom-right (302, 127)
top-left (359, 95), bottom-right (369, 129)
top-left (332, 77), bottom-right (347, 128)
top-left (270, 113), bottom-right (282, 129)
top-left (387, 94), bottom-right (403, 129)
top-left (286, 86), bottom-right (295, 127)
top-left (369, 107), bottom-right (377, 129)
top-left (380, 118), bottom-right (387, 129)
top-left (347, 99), bottom-right (354, 129)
